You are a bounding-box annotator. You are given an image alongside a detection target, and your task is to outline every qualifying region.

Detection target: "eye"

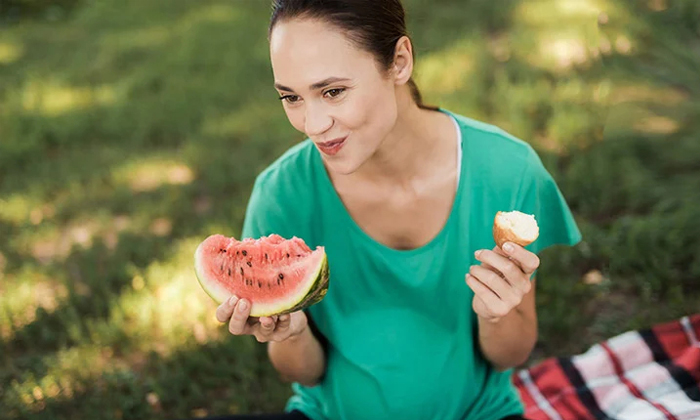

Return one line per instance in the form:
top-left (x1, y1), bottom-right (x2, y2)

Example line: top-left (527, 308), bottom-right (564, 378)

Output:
top-left (324, 88), bottom-right (345, 98)
top-left (279, 95), bottom-right (301, 104)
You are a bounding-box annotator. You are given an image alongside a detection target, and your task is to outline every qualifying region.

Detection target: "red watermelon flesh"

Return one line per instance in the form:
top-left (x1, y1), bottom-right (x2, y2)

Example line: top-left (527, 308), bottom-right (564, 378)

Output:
top-left (194, 234), bottom-right (329, 317)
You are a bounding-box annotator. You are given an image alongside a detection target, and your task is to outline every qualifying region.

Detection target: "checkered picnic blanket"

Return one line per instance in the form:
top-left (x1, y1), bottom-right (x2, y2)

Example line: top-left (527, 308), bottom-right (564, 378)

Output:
top-left (513, 314), bottom-right (700, 420)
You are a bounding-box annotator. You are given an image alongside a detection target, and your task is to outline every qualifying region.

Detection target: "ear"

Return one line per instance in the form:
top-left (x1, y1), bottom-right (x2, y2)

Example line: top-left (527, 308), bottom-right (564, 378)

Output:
top-left (391, 36), bottom-right (414, 86)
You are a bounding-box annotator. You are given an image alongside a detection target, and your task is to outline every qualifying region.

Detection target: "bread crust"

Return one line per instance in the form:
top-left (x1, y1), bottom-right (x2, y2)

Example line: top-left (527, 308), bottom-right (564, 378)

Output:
top-left (493, 211), bottom-right (539, 248)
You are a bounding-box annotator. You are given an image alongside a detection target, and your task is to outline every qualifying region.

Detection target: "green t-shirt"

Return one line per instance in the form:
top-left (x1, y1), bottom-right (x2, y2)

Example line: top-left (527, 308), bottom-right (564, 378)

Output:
top-left (241, 109), bottom-right (582, 420)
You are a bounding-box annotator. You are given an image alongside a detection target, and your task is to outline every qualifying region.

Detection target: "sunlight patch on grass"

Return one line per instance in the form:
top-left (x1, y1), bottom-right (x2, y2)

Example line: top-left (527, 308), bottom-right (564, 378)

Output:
top-left (116, 237), bottom-right (224, 355)
top-left (0, 41), bottom-right (24, 64)
top-left (5, 345), bottom-right (124, 414)
top-left (537, 35), bottom-right (592, 71)
top-left (0, 194), bottom-right (41, 225)
top-left (517, 0), bottom-right (604, 24)
top-left (4, 238), bottom-right (226, 407)
top-left (0, 194), bottom-right (57, 227)
top-left (201, 103), bottom-right (282, 138)
top-left (26, 219), bottom-right (101, 265)
top-left (415, 39), bottom-right (477, 94)
top-left (552, 78), bottom-right (612, 105)
top-left (22, 81), bottom-right (119, 116)
top-left (101, 24), bottom-right (172, 50)
top-left (113, 157), bottom-right (195, 193)
top-left (633, 115), bottom-right (680, 135)
top-left (604, 102), bottom-right (681, 137)
top-left (603, 83), bottom-right (686, 135)
top-left (18, 213), bottom-right (130, 266)
top-left (0, 270), bottom-right (68, 339)
top-left (179, 3), bottom-right (240, 26)
top-left (647, 0), bottom-right (669, 12)
top-left (512, 0), bottom-right (607, 72)
top-left (149, 217), bottom-right (173, 237)
top-left (609, 83), bottom-right (689, 106)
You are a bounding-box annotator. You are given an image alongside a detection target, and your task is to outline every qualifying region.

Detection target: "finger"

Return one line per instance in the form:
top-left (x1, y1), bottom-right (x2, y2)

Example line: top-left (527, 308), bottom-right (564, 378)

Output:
top-left (275, 314), bottom-right (291, 332)
top-left (501, 242), bottom-right (540, 274)
top-left (469, 265), bottom-right (517, 302)
top-left (466, 274), bottom-right (504, 311)
top-left (216, 295), bottom-right (238, 323)
top-left (228, 299), bottom-right (252, 335)
top-left (479, 260), bottom-right (504, 278)
top-left (475, 249), bottom-right (527, 292)
top-left (259, 316), bottom-right (276, 331)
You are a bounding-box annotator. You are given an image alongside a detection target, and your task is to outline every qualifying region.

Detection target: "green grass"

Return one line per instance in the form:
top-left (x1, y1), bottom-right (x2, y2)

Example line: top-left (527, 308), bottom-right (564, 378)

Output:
top-left (1, 0), bottom-right (699, 418)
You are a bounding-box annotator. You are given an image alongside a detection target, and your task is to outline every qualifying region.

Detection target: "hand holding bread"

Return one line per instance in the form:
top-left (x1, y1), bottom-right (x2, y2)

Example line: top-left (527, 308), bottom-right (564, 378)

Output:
top-left (465, 211), bottom-right (541, 323)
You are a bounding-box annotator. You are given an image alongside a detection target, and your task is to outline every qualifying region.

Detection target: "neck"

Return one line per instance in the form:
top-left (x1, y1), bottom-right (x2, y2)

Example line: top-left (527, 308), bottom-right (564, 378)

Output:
top-left (354, 88), bottom-right (452, 187)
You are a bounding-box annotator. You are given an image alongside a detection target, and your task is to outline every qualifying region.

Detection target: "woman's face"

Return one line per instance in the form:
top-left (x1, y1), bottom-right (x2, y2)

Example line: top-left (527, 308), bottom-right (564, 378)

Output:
top-left (269, 18), bottom-right (400, 175)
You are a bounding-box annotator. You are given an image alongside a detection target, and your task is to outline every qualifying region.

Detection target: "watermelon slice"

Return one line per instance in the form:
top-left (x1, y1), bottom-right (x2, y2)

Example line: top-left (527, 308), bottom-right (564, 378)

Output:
top-left (194, 234), bottom-right (329, 317)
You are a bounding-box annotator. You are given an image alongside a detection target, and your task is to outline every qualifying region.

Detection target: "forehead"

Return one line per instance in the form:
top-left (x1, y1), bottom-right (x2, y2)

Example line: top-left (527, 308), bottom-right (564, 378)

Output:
top-left (269, 18), bottom-right (379, 88)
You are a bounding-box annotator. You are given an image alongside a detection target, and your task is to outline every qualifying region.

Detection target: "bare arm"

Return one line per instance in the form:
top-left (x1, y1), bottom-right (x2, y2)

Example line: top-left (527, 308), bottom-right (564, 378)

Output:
top-left (216, 296), bottom-right (326, 386)
top-left (476, 278), bottom-right (537, 370)
top-left (268, 323), bottom-right (326, 386)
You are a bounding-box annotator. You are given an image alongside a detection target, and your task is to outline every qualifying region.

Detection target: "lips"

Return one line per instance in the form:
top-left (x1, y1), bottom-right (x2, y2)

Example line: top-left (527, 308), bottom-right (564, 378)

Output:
top-left (316, 136), bottom-right (347, 156)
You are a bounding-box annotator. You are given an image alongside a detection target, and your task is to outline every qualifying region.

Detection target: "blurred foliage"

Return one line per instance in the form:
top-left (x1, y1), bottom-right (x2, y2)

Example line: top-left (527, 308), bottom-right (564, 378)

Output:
top-left (0, 0), bottom-right (80, 23)
top-left (0, 0), bottom-right (698, 418)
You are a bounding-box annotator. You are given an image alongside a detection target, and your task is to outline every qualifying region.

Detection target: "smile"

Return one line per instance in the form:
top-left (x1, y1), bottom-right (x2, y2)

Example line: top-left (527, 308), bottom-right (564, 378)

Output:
top-left (316, 136), bottom-right (348, 156)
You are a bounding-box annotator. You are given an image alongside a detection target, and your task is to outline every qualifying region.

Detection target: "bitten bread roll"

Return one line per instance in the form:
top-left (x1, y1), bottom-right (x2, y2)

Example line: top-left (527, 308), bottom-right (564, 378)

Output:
top-left (493, 211), bottom-right (539, 248)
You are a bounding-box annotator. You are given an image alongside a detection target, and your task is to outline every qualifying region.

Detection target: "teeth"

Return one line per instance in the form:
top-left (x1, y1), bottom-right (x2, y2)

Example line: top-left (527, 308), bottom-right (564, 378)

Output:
top-left (320, 138), bottom-right (344, 147)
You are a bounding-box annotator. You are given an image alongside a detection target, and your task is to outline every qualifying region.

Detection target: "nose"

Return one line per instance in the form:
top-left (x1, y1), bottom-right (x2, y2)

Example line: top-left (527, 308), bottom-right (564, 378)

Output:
top-left (304, 102), bottom-right (333, 137)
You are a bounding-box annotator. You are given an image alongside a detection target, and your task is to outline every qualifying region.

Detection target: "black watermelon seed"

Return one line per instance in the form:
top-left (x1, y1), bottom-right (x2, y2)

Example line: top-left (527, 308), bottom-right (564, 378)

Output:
top-left (220, 264), bottom-right (223, 272)
top-left (239, 267), bottom-right (244, 275)
top-left (278, 273), bottom-right (284, 279)
top-left (236, 251), bottom-right (239, 255)
top-left (277, 278), bottom-right (281, 285)
top-left (246, 261), bottom-right (252, 267)
top-left (257, 281), bottom-right (262, 288)
top-left (228, 268), bottom-right (231, 276)
top-left (286, 253), bottom-right (290, 258)
top-left (265, 253), bottom-right (268, 260)
top-left (242, 250), bottom-right (247, 256)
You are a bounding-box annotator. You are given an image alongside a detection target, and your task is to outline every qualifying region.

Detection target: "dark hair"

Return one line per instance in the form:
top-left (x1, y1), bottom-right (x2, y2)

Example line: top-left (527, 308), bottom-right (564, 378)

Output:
top-left (269, 0), bottom-right (438, 111)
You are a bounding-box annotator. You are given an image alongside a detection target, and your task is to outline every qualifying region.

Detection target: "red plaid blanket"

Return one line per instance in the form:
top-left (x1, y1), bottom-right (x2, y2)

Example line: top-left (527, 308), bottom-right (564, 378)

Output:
top-left (514, 314), bottom-right (700, 420)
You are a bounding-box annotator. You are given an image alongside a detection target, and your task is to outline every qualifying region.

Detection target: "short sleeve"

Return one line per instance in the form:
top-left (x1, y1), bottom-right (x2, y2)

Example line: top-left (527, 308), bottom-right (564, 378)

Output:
top-left (514, 147), bottom-right (582, 256)
top-left (241, 175), bottom-right (277, 240)
top-left (241, 173), bottom-right (300, 239)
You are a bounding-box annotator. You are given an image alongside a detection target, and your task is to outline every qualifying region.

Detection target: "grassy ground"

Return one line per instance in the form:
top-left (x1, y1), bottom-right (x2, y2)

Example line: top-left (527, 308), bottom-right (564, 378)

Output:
top-left (1, 0), bottom-right (699, 418)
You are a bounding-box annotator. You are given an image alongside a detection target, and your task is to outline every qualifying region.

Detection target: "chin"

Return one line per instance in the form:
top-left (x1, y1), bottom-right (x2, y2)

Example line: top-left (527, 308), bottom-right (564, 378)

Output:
top-left (321, 157), bottom-right (362, 176)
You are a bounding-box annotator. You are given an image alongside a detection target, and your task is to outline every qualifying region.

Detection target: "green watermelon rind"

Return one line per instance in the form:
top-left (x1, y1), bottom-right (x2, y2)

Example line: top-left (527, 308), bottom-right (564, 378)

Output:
top-left (193, 241), bottom-right (330, 317)
top-left (280, 257), bottom-right (329, 315)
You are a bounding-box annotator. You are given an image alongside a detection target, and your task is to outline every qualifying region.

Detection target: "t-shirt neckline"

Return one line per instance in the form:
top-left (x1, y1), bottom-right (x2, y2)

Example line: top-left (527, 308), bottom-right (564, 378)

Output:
top-left (316, 108), bottom-right (465, 257)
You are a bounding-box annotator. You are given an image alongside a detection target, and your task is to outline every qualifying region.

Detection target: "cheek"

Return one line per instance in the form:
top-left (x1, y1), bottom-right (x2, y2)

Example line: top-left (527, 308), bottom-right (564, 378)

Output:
top-left (283, 107), bottom-right (306, 133)
top-left (344, 85), bottom-right (396, 134)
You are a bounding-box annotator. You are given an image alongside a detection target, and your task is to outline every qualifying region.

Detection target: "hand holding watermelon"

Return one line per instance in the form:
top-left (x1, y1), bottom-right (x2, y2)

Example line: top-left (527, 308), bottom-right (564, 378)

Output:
top-left (215, 295), bottom-right (309, 343)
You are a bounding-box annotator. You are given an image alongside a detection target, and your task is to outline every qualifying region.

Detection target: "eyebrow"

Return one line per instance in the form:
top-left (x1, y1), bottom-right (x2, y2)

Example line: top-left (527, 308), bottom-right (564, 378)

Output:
top-left (274, 77), bottom-right (351, 92)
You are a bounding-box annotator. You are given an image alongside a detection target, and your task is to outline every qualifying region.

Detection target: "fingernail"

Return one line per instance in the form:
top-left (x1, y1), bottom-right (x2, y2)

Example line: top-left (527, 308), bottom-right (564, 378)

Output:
top-left (228, 295), bottom-right (238, 305)
top-left (503, 243), bottom-right (514, 253)
top-left (474, 250), bottom-right (482, 258)
top-left (238, 300), bottom-right (248, 310)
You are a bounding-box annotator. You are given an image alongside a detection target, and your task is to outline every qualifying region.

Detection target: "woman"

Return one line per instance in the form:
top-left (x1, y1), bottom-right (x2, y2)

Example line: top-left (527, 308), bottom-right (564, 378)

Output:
top-left (210, 0), bottom-right (581, 419)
